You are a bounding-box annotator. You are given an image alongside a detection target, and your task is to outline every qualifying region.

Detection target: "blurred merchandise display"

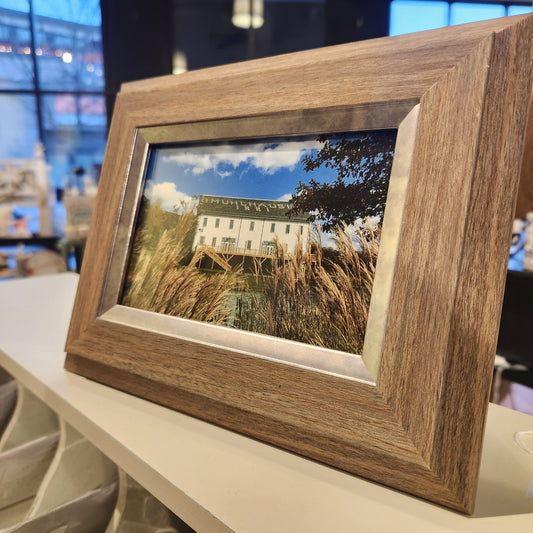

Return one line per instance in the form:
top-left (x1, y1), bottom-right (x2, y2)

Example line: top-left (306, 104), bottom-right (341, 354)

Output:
top-left (63, 166), bottom-right (97, 245)
top-left (0, 142), bottom-right (53, 238)
top-left (0, 141), bottom-right (84, 277)
top-left (523, 211), bottom-right (533, 272)
top-left (509, 213), bottom-right (533, 272)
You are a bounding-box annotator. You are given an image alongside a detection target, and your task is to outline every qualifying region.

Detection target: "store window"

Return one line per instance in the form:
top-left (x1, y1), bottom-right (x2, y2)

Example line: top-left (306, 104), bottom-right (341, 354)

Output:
top-left (450, 2), bottom-right (505, 24)
top-left (0, 0), bottom-right (106, 188)
top-left (0, 93), bottom-right (38, 158)
top-left (390, 1), bottom-right (532, 36)
top-left (508, 5), bottom-right (533, 15)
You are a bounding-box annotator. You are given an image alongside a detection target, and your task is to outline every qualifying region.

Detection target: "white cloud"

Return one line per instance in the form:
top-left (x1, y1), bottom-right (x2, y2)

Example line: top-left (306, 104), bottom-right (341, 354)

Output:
top-left (276, 192), bottom-right (293, 202)
top-left (150, 182), bottom-right (193, 211)
top-left (162, 140), bottom-right (322, 176)
top-left (314, 217), bottom-right (382, 251)
top-left (353, 216), bottom-right (381, 229)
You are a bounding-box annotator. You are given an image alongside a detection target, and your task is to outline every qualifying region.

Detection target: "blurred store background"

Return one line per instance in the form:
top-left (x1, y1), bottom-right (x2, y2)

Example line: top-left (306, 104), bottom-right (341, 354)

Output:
top-left (0, 0), bottom-right (532, 410)
top-left (1, 0), bottom-right (531, 202)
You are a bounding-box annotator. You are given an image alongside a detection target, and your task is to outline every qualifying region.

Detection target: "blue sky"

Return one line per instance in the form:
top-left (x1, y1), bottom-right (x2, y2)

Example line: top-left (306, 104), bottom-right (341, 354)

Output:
top-left (145, 135), bottom-right (344, 212)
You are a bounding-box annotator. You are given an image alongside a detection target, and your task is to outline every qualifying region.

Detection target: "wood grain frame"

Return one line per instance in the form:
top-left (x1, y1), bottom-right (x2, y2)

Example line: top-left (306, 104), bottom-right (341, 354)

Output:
top-left (65, 16), bottom-right (533, 513)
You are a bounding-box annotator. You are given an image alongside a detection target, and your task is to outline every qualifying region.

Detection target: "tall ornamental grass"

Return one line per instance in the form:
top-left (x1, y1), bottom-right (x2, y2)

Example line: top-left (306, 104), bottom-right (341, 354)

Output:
top-left (122, 203), bottom-right (241, 324)
top-left (234, 223), bottom-right (379, 355)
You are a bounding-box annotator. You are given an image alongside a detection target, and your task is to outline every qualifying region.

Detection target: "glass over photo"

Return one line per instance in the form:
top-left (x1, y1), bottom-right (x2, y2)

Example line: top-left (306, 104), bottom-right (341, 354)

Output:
top-left (121, 129), bottom-right (397, 356)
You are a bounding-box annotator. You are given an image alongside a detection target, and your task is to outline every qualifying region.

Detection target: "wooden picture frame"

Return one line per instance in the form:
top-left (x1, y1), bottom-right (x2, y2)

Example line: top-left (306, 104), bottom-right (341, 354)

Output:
top-left (65, 15), bottom-right (533, 513)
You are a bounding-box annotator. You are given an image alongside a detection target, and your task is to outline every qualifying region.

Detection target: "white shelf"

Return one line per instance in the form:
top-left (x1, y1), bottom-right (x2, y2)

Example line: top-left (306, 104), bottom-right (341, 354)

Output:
top-left (0, 273), bottom-right (532, 532)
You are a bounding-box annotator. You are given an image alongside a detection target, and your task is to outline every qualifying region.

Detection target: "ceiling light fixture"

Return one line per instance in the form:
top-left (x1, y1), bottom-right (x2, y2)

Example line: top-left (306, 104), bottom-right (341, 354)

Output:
top-left (232, 0), bottom-right (264, 29)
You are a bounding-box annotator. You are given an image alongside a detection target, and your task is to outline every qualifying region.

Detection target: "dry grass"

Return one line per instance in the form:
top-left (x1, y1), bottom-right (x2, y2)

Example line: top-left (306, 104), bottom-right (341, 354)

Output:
top-left (234, 223), bottom-right (379, 354)
top-left (123, 198), bottom-right (379, 353)
top-left (122, 203), bottom-right (241, 324)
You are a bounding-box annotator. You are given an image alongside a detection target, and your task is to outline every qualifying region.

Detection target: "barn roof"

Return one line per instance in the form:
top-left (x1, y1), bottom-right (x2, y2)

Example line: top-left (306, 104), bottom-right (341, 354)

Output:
top-left (197, 195), bottom-right (309, 222)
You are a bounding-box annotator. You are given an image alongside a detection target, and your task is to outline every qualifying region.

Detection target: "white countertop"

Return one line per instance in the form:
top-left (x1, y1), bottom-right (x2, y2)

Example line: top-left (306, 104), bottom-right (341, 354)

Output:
top-left (0, 273), bottom-right (532, 532)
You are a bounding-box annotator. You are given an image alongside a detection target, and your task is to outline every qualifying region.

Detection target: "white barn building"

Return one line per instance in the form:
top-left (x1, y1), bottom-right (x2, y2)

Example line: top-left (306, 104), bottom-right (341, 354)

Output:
top-left (193, 195), bottom-right (310, 256)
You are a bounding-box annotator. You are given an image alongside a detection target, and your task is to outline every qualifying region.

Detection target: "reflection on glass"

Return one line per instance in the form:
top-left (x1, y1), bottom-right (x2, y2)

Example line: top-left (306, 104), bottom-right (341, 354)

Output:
top-left (0, 93), bottom-right (38, 158)
top-left (122, 130), bottom-right (397, 357)
top-left (0, 3), bottom-right (34, 90)
top-left (33, 0), bottom-right (104, 91)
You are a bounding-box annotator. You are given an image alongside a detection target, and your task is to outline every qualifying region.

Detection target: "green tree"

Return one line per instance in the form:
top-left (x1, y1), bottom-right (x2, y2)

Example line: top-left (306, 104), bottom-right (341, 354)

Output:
top-left (287, 131), bottom-right (396, 231)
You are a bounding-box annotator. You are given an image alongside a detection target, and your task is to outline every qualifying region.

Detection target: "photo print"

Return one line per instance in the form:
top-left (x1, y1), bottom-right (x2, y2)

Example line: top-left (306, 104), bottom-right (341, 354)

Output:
top-left (121, 129), bottom-right (397, 356)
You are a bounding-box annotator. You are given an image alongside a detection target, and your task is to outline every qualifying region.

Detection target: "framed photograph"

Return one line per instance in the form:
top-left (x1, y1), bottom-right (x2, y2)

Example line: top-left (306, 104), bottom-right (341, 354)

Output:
top-left (65, 15), bottom-right (533, 513)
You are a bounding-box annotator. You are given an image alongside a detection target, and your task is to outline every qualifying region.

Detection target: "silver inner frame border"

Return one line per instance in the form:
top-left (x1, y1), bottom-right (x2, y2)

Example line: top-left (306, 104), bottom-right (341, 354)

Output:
top-left (98, 101), bottom-right (420, 385)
